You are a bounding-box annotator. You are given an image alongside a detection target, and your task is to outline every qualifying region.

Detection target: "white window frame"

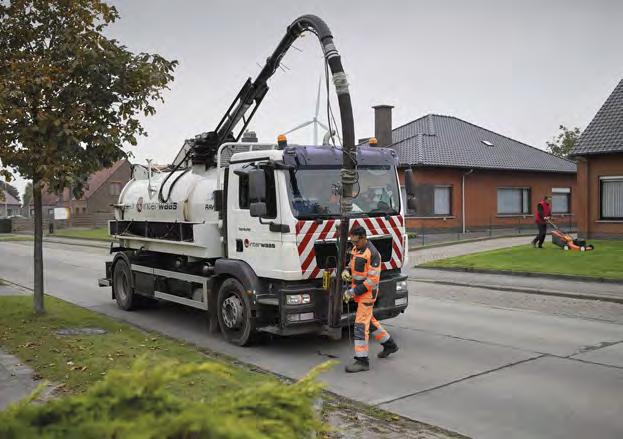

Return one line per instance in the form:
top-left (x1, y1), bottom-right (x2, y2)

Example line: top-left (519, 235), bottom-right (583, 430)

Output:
top-left (433, 185), bottom-right (451, 216)
top-left (600, 176), bottom-right (623, 220)
top-left (552, 187), bottom-right (571, 214)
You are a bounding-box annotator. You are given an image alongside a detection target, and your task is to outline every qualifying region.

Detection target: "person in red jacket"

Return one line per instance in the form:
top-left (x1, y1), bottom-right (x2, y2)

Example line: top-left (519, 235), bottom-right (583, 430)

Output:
top-left (532, 195), bottom-right (552, 248)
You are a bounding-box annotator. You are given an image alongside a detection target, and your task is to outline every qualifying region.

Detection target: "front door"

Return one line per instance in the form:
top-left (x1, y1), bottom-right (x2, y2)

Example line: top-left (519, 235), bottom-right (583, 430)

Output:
top-left (226, 162), bottom-right (283, 278)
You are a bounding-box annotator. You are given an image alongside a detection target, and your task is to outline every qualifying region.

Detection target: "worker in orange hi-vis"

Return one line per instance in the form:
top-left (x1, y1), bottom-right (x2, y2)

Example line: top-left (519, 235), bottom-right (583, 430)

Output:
top-left (342, 226), bottom-right (399, 373)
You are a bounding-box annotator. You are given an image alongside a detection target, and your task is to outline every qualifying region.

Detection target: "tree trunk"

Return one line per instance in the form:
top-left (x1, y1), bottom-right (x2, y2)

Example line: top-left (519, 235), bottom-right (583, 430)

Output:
top-left (33, 177), bottom-right (44, 314)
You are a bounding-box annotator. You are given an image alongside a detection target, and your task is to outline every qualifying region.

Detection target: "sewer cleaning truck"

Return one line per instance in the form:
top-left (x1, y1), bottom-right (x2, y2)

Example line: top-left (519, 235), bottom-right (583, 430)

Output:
top-left (98, 14), bottom-right (414, 345)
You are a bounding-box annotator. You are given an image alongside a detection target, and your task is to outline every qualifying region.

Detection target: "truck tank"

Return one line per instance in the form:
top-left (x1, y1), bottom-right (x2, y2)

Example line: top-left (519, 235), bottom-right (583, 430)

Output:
top-left (114, 165), bottom-right (223, 258)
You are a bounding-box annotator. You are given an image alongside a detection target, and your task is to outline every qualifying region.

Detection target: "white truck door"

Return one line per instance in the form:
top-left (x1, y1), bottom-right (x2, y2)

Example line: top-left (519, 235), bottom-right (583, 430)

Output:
top-left (227, 163), bottom-right (283, 278)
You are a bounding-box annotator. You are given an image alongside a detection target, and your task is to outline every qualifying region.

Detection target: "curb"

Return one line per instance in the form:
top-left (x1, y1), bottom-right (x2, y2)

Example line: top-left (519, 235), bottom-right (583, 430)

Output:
top-left (416, 266), bottom-right (623, 285)
top-left (43, 237), bottom-right (111, 249)
top-left (410, 277), bottom-right (623, 304)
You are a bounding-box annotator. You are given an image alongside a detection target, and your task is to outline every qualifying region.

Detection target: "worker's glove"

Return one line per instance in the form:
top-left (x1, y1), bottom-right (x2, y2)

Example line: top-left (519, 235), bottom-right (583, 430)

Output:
top-left (341, 269), bottom-right (352, 283)
top-left (343, 288), bottom-right (355, 303)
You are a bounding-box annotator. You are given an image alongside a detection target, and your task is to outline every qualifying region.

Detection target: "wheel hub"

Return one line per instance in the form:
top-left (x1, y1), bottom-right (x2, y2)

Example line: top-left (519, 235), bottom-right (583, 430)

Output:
top-left (222, 295), bottom-right (244, 329)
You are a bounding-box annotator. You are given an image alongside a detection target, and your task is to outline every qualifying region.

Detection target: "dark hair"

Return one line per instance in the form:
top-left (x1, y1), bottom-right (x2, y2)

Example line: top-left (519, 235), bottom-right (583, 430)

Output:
top-left (349, 225), bottom-right (366, 238)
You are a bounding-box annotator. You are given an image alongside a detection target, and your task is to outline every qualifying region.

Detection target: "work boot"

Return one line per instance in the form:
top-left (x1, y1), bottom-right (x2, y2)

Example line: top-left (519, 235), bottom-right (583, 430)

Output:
top-left (378, 338), bottom-right (399, 358)
top-left (345, 357), bottom-right (369, 373)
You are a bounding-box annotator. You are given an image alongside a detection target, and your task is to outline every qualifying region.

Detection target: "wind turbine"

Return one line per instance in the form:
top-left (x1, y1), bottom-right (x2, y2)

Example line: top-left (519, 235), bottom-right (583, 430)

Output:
top-left (284, 78), bottom-right (329, 145)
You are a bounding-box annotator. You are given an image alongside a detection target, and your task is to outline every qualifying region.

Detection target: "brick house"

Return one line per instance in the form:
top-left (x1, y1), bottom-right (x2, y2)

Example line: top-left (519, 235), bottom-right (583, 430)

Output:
top-left (368, 106), bottom-right (577, 232)
top-left (570, 78), bottom-right (623, 240)
top-left (0, 191), bottom-right (22, 217)
top-left (63, 159), bottom-right (131, 220)
top-left (29, 159), bottom-right (131, 226)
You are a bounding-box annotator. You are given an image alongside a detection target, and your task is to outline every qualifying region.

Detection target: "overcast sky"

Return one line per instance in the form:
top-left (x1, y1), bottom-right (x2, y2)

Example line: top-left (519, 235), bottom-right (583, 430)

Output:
top-left (7, 0), bottom-right (623, 196)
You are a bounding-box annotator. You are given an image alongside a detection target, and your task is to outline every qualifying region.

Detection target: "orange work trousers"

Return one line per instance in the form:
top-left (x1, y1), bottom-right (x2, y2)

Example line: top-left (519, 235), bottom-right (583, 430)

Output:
top-left (353, 300), bottom-right (390, 358)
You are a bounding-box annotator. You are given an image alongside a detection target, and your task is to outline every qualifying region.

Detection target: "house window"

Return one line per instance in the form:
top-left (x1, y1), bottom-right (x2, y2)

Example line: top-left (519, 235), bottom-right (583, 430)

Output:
top-left (552, 188), bottom-right (571, 214)
top-left (497, 188), bottom-right (531, 214)
top-left (109, 182), bottom-right (122, 196)
top-left (410, 184), bottom-right (453, 217)
top-left (434, 186), bottom-right (451, 215)
top-left (600, 177), bottom-right (623, 220)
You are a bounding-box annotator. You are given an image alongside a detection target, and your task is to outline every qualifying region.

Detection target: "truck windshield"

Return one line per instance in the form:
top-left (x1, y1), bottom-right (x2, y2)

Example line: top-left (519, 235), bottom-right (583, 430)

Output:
top-left (285, 166), bottom-right (401, 219)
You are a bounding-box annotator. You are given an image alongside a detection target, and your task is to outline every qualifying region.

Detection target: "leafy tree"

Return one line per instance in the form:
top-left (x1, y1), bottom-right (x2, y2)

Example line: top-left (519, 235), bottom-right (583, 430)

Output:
top-left (0, 0), bottom-right (177, 313)
top-left (546, 125), bottom-right (581, 158)
top-left (0, 181), bottom-right (21, 203)
top-left (21, 182), bottom-right (33, 210)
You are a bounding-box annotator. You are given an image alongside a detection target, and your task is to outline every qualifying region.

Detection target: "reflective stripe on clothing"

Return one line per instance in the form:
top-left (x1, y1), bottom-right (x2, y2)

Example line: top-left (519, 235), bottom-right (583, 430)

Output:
top-left (353, 300), bottom-right (391, 358)
top-left (350, 241), bottom-right (382, 303)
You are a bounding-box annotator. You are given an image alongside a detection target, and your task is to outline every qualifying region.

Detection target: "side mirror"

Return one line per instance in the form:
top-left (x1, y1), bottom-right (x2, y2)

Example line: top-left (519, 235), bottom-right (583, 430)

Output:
top-left (250, 202), bottom-right (267, 218)
top-left (249, 169), bottom-right (267, 202)
top-left (404, 168), bottom-right (416, 198)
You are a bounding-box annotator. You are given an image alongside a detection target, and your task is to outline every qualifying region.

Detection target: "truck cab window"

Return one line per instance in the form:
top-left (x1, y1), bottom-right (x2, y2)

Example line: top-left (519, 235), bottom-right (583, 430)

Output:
top-left (238, 168), bottom-right (277, 219)
top-left (264, 169), bottom-right (277, 219)
top-left (239, 174), bottom-right (250, 209)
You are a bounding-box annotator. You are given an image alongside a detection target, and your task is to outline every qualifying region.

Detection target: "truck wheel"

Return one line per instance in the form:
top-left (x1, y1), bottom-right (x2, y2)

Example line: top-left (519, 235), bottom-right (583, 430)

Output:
top-left (112, 258), bottom-right (137, 311)
top-left (217, 278), bottom-right (256, 346)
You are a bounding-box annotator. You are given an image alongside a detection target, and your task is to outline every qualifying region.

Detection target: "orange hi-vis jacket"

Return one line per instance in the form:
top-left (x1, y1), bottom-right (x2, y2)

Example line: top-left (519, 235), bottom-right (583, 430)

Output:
top-left (350, 241), bottom-right (382, 303)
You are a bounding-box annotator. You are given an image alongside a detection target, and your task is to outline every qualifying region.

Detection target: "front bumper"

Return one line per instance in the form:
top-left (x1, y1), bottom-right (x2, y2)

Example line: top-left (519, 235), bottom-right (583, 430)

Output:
top-left (256, 272), bottom-right (408, 336)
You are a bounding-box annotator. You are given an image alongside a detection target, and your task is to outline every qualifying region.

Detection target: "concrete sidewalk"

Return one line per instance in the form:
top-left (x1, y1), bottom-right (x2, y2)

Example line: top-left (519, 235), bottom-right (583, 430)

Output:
top-left (0, 349), bottom-right (41, 410)
top-left (408, 236), bottom-right (532, 266)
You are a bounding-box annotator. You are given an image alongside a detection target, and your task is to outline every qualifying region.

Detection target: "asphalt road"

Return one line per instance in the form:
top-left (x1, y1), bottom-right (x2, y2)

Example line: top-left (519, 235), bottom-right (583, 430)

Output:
top-left (1, 240), bottom-right (623, 439)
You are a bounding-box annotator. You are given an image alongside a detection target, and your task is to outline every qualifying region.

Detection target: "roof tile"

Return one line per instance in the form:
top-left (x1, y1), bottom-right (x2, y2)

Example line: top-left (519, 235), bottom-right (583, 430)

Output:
top-left (570, 79), bottom-right (623, 156)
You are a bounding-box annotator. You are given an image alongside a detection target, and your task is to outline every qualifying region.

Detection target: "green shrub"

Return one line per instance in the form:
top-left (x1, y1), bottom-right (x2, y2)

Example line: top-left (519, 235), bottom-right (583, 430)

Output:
top-left (0, 357), bottom-right (333, 438)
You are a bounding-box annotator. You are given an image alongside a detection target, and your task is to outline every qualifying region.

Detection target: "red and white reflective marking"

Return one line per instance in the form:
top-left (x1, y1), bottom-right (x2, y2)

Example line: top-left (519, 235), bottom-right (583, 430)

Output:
top-left (295, 216), bottom-right (404, 279)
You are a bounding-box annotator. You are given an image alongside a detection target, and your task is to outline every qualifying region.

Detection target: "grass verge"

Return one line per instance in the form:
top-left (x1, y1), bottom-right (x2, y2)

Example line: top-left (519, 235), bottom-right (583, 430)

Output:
top-left (51, 227), bottom-right (109, 241)
top-left (0, 234), bottom-right (33, 242)
top-left (422, 240), bottom-right (623, 280)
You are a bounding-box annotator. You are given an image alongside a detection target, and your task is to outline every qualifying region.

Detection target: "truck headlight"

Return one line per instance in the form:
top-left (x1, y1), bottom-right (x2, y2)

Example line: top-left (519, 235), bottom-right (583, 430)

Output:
top-left (287, 294), bottom-right (311, 305)
top-left (396, 280), bottom-right (408, 292)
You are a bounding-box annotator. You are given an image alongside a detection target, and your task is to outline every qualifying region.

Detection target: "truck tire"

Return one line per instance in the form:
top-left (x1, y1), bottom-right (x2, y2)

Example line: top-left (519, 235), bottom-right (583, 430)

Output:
top-left (112, 258), bottom-right (138, 311)
top-left (217, 278), bottom-right (256, 346)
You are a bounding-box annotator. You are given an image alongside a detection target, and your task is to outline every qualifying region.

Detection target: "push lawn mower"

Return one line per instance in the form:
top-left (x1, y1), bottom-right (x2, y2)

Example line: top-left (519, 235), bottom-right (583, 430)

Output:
top-left (548, 220), bottom-right (594, 252)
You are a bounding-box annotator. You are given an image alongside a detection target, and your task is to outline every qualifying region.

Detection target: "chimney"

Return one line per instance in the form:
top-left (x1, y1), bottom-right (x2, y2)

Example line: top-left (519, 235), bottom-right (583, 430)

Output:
top-left (372, 105), bottom-right (394, 147)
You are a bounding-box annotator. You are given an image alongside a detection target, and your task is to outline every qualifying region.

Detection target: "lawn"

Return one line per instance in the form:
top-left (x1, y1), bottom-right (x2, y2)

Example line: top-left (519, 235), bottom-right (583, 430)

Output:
top-left (0, 234), bottom-right (33, 241)
top-left (422, 240), bottom-right (623, 281)
top-left (0, 295), bottom-right (272, 399)
top-left (52, 227), bottom-right (109, 241)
